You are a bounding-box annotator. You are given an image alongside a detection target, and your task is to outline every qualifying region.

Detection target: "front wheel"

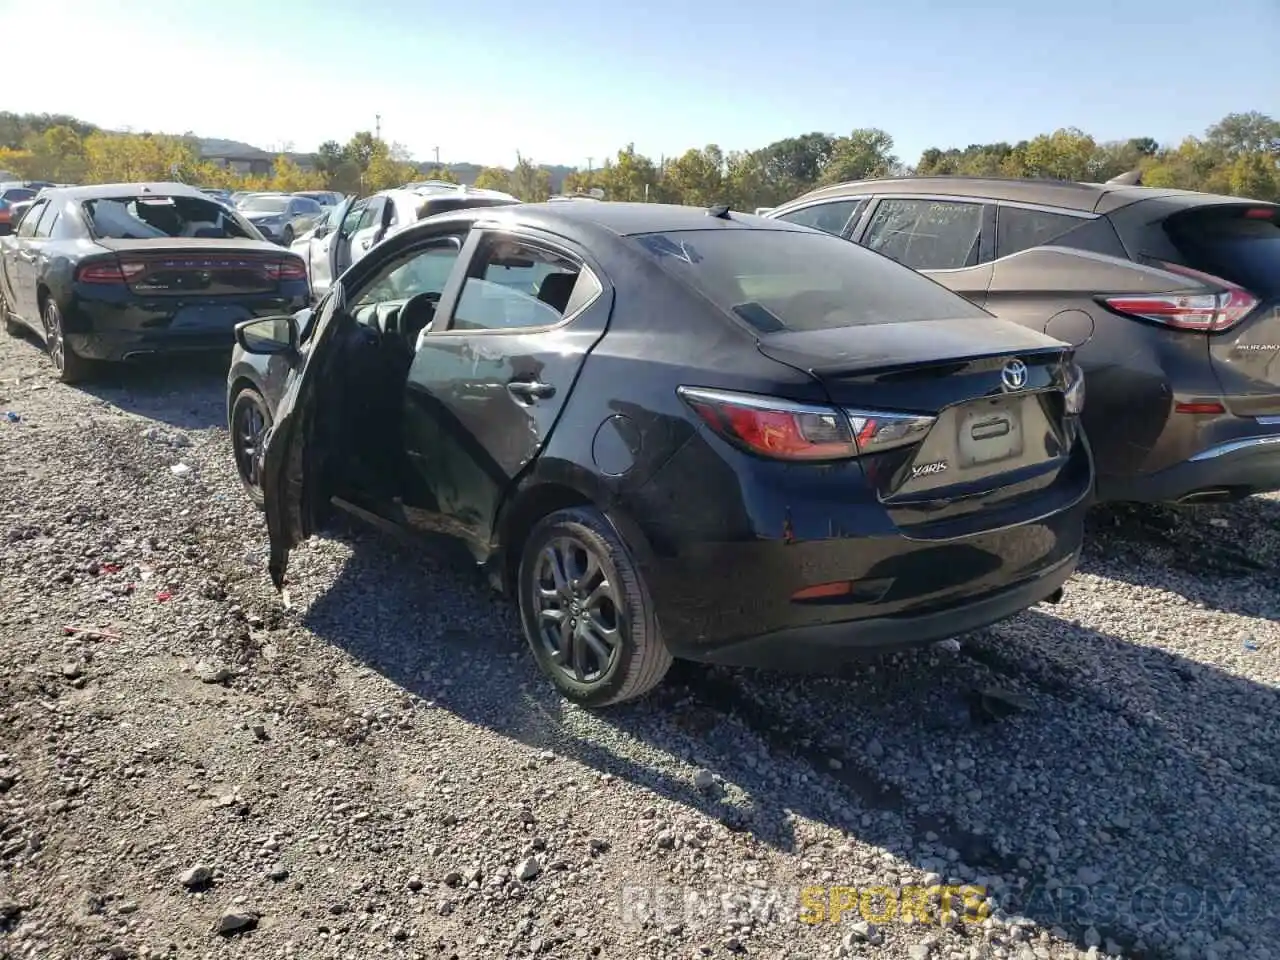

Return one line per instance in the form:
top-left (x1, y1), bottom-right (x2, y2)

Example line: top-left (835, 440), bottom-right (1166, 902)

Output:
top-left (230, 386), bottom-right (273, 509)
top-left (42, 298), bottom-right (91, 384)
top-left (517, 506), bottom-right (672, 708)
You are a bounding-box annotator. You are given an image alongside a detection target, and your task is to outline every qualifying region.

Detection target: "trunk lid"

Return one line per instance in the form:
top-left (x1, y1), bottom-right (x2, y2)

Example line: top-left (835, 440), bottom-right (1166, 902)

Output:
top-left (94, 239), bottom-right (293, 295)
top-left (1161, 203), bottom-right (1280, 416)
top-left (756, 318), bottom-right (1077, 521)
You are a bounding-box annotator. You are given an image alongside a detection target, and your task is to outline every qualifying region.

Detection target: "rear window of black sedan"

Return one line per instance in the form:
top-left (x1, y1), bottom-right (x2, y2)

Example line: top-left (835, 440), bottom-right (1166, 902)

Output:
top-left (631, 228), bottom-right (990, 333)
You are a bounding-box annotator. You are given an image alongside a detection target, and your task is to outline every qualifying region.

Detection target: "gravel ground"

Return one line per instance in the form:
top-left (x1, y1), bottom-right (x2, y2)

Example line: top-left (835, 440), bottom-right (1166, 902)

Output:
top-left (1, 327), bottom-right (1277, 960)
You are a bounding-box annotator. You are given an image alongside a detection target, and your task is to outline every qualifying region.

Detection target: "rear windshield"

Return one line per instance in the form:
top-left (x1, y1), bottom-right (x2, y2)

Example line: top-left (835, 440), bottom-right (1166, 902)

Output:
top-left (1165, 206), bottom-right (1280, 296)
top-left (631, 228), bottom-right (991, 332)
top-left (82, 195), bottom-right (255, 240)
top-left (241, 196), bottom-right (290, 214)
top-left (417, 196), bottom-right (518, 219)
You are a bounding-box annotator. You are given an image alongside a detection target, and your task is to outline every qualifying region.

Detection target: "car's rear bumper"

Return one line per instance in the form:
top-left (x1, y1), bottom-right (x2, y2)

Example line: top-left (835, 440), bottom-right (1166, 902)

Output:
top-left (622, 435), bottom-right (1092, 669)
top-left (65, 289), bottom-right (308, 361)
top-left (1096, 432), bottom-right (1280, 503)
top-left (690, 552), bottom-right (1077, 670)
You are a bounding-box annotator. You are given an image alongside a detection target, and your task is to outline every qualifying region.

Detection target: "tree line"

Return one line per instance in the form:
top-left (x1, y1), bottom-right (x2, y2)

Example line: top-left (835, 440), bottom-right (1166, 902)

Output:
top-left (1, 110), bottom-right (1276, 208)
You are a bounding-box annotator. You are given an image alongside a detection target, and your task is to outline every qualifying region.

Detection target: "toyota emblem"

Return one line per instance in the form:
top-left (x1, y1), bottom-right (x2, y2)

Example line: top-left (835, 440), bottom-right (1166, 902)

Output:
top-left (1001, 359), bottom-right (1028, 391)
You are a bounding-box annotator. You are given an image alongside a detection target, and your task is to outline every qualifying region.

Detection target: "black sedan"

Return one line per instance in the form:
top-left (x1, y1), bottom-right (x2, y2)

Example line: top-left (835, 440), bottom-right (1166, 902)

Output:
top-left (232, 202), bottom-right (1092, 707)
top-left (0, 182), bottom-right (309, 383)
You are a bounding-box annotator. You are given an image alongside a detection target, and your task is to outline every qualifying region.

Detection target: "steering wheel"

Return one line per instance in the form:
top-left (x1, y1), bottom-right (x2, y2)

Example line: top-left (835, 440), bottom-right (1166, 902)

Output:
top-left (399, 291), bottom-right (442, 343)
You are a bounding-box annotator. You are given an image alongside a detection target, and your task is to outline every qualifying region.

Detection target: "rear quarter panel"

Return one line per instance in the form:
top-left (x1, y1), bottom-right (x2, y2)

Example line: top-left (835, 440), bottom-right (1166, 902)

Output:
top-left (984, 245), bottom-right (1220, 480)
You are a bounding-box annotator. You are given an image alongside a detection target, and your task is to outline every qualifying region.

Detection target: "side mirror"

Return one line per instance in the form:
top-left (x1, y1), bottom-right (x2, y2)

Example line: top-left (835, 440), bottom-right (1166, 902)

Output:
top-left (313, 222), bottom-right (330, 239)
top-left (235, 315), bottom-right (298, 356)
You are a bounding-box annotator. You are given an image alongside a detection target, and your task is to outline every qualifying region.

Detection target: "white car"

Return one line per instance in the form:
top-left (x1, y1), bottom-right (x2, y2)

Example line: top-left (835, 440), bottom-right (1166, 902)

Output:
top-left (290, 184), bottom-right (519, 301)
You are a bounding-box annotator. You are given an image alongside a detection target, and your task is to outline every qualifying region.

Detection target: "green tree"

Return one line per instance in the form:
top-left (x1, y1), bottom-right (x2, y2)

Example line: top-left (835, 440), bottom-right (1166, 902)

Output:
top-left (663, 145), bottom-right (725, 206)
top-left (822, 128), bottom-right (898, 184)
top-left (508, 153), bottom-right (551, 201)
top-left (474, 167), bottom-right (512, 192)
top-left (1021, 128), bottom-right (1098, 180)
top-left (417, 167), bottom-right (458, 184)
top-left (596, 144), bottom-right (659, 202)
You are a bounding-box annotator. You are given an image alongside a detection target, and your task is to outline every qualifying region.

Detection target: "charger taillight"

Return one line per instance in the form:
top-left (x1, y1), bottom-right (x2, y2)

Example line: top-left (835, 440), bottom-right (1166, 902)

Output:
top-left (676, 386), bottom-right (935, 462)
top-left (1101, 262), bottom-right (1259, 332)
top-left (76, 260), bottom-right (147, 284)
top-left (264, 257), bottom-right (307, 281)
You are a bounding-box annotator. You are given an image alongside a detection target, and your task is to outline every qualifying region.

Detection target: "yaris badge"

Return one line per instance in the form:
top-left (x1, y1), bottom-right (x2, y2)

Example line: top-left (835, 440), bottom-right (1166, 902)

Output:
top-left (1001, 359), bottom-right (1028, 391)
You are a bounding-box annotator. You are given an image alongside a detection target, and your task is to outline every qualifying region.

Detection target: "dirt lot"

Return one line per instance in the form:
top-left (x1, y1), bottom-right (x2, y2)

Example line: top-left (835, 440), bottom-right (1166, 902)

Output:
top-left (1, 327), bottom-right (1278, 960)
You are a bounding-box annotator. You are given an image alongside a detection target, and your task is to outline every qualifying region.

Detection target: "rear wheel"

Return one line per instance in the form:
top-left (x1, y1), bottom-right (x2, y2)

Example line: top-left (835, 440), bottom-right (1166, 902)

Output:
top-left (230, 386), bottom-right (272, 509)
top-left (517, 506), bottom-right (672, 707)
top-left (42, 298), bottom-right (91, 384)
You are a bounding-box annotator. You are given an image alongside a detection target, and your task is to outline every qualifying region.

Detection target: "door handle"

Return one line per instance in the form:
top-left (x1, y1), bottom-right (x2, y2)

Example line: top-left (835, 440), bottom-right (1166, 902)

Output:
top-left (360, 238), bottom-right (372, 250)
top-left (507, 379), bottom-right (555, 401)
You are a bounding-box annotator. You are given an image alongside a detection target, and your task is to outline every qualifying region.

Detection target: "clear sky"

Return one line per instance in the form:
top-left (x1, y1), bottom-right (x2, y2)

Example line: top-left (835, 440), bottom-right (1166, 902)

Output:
top-left (1, 0), bottom-right (1276, 169)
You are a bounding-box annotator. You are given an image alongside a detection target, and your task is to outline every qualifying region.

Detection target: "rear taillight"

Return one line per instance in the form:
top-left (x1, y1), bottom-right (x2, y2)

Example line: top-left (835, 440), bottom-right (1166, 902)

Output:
top-left (677, 386), bottom-right (935, 462)
top-left (263, 258), bottom-right (307, 281)
top-left (845, 409), bottom-right (936, 456)
top-left (76, 261), bottom-right (147, 284)
top-left (679, 386), bottom-right (857, 460)
top-left (1102, 262), bottom-right (1259, 332)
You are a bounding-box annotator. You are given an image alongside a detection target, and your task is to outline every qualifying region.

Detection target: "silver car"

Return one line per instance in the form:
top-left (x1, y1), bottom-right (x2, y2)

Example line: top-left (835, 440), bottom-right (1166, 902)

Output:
top-left (237, 194), bottom-right (325, 246)
top-left (290, 184), bottom-right (519, 301)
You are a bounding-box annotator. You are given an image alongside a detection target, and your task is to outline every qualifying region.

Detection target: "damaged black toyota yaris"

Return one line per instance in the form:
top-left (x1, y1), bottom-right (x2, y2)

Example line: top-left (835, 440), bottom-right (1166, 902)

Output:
top-left (239, 201), bottom-right (1092, 708)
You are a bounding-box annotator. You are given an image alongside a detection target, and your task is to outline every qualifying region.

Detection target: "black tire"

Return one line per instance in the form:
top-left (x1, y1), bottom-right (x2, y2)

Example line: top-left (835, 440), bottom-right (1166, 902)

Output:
top-left (517, 506), bottom-right (672, 707)
top-left (42, 298), bottom-right (91, 384)
top-left (229, 386), bottom-right (272, 509)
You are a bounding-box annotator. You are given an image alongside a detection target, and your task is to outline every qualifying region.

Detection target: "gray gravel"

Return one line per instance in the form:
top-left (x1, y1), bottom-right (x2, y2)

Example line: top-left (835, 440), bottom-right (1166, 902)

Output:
top-left (1, 328), bottom-right (1278, 960)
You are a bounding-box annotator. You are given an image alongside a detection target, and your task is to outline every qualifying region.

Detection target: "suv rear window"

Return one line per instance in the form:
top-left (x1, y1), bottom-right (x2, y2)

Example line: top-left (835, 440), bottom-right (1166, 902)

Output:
top-left (631, 228), bottom-right (990, 332)
top-left (1164, 206), bottom-right (1280, 296)
top-left (416, 196), bottom-right (519, 220)
top-left (83, 195), bottom-right (255, 240)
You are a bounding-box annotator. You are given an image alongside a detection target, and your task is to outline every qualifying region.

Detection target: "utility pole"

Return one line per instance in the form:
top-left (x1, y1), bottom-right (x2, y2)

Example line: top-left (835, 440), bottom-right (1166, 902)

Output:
top-left (433, 146), bottom-right (441, 167)
top-left (375, 114), bottom-right (382, 140)
top-left (587, 156), bottom-right (593, 175)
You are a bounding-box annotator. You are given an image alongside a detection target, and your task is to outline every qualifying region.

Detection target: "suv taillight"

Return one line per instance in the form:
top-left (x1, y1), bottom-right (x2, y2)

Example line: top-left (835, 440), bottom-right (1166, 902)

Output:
top-left (676, 386), bottom-right (934, 462)
top-left (1102, 262), bottom-right (1259, 332)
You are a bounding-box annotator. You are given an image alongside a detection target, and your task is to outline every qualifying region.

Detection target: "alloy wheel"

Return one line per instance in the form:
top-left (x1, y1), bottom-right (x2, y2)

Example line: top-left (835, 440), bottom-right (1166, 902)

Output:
top-left (43, 302), bottom-right (65, 373)
top-left (533, 536), bottom-right (622, 683)
top-left (232, 393), bottom-right (270, 494)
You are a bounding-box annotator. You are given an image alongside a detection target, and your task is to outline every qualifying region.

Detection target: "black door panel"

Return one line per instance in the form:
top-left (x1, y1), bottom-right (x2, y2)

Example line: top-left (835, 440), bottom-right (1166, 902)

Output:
top-left (402, 229), bottom-right (614, 557)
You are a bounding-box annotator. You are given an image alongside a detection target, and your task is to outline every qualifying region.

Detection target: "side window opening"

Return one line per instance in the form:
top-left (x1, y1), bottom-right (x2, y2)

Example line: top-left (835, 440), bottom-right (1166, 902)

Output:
top-left (863, 199), bottom-right (985, 271)
top-left (775, 199), bottom-right (865, 237)
top-left (451, 238), bottom-right (594, 333)
top-left (16, 201), bottom-right (46, 238)
top-left (996, 207), bottom-right (1086, 259)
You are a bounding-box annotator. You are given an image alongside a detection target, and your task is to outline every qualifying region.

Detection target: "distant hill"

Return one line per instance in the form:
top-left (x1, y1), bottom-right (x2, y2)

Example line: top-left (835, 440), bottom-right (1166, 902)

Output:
top-left (192, 137), bottom-right (577, 192)
top-left (0, 112), bottom-right (581, 192)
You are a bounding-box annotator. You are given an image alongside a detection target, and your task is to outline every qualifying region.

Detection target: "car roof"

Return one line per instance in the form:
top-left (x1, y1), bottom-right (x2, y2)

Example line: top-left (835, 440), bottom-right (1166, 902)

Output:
top-left (779, 176), bottom-right (1254, 216)
top-left (473, 201), bottom-right (814, 237)
top-left (43, 181), bottom-right (213, 201)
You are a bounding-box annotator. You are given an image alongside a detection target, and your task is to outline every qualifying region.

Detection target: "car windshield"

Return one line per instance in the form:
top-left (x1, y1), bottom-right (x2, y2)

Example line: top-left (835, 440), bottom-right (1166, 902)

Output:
top-left (631, 228), bottom-right (990, 332)
top-left (82, 195), bottom-right (254, 240)
top-left (241, 196), bottom-right (290, 214)
top-left (2, 188), bottom-right (35, 203)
